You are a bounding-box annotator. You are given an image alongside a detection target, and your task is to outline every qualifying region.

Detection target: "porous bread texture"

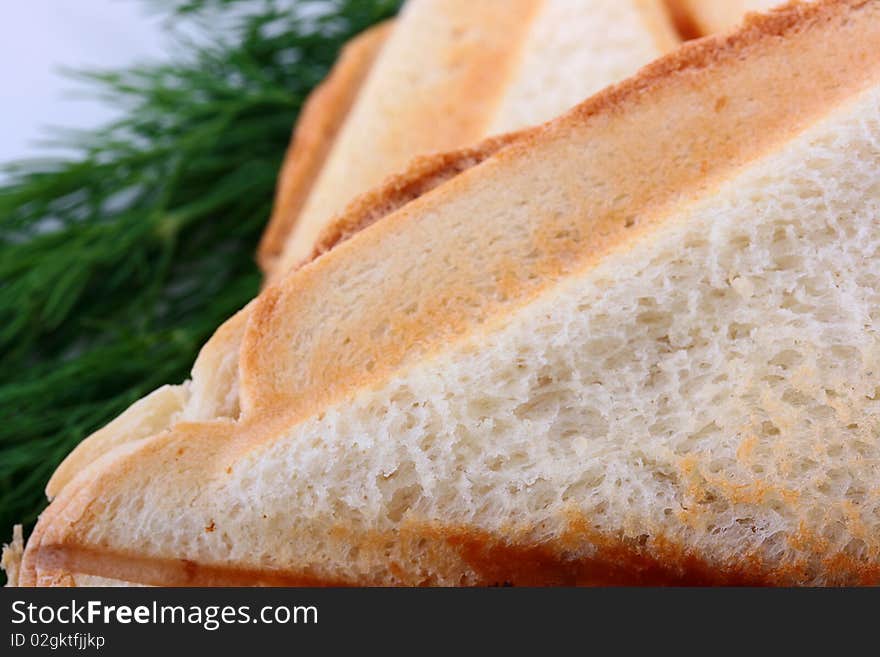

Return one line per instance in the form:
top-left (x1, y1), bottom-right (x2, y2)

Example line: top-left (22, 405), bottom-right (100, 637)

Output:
top-left (241, 0), bottom-right (880, 429)
top-left (272, 0), bottom-right (677, 276)
top-left (70, 84), bottom-right (880, 585)
top-left (239, 86), bottom-right (880, 583)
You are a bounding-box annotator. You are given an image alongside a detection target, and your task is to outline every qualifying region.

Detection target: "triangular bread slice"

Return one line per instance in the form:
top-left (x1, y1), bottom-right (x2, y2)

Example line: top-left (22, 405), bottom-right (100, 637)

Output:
top-left (261, 0), bottom-right (679, 279)
top-left (17, 0), bottom-right (880, 586)
top-left (35, 1), bottom-right (679, 505)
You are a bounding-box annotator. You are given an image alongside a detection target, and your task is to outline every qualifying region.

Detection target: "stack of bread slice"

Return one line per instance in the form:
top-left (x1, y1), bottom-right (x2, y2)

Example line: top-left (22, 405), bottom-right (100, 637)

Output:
top-left (33, 0), bottom-right (683, 516)
top-left (260, 0), bottom-right (680, 278)
top-left (6, 0), bottom-right (880, 586)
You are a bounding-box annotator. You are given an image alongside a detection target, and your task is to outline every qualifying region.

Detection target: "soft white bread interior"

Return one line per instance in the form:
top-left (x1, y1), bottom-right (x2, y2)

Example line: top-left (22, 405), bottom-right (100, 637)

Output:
top-left (264, 0), bottom-right (678, 278)
top-left (15, 0), bottom-right (880, 586)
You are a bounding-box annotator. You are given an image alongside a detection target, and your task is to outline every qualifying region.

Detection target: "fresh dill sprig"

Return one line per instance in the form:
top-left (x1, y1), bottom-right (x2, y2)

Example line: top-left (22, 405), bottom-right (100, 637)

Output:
top-left (0, 0), bottom-right (400, 548)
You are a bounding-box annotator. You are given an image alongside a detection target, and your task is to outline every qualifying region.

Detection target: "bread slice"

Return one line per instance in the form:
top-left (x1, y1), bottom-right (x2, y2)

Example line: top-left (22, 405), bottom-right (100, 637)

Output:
top-left (261, 0), bottom-right (678, 279)
top-left (14, 0), bottom-right (880, 587)
top-left (668, 0), bottom-right (813, 36)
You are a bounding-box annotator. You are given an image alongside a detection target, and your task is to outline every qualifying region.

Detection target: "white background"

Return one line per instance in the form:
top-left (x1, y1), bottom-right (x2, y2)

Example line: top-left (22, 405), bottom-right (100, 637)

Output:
top-left (0, 1), bottom-right (168, 164)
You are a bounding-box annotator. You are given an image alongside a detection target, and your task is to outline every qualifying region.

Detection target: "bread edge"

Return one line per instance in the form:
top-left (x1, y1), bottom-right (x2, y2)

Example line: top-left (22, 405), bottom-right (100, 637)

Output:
top-left (257, 21), bottom-right (393, 276)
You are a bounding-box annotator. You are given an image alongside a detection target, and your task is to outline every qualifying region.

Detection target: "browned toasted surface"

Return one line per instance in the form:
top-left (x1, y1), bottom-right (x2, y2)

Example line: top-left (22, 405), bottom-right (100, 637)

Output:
top-left (14, 535), bottom-right (799, 586)
top-left (265, 0), bottom-right (544, 278)
top-left (25, 510), bottom-right (880, 586)
top-left (309, 132), bottom-right (526, 262)
top-left (257, 21), bottom-right (392, 274)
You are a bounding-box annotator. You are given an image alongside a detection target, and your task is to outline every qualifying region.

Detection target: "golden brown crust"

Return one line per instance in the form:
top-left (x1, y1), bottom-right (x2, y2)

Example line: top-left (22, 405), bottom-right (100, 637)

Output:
top-left (13, 533), bottom-right (792, 586)
top-left (308, 132), bottom-right (527, 263)
top-left (257, 21), bottom-right (393, 275)
top-left (24, 503), bottom-right (880, 586)
top-left (19, 0), bottom-right (880, 587)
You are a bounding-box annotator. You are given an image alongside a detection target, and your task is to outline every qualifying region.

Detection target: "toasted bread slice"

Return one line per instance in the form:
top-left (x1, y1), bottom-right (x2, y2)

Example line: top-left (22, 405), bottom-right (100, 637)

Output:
top-left (15, 0), bottom-right (880, 586)
top-left (262, 0), bottom-right (679, 279)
